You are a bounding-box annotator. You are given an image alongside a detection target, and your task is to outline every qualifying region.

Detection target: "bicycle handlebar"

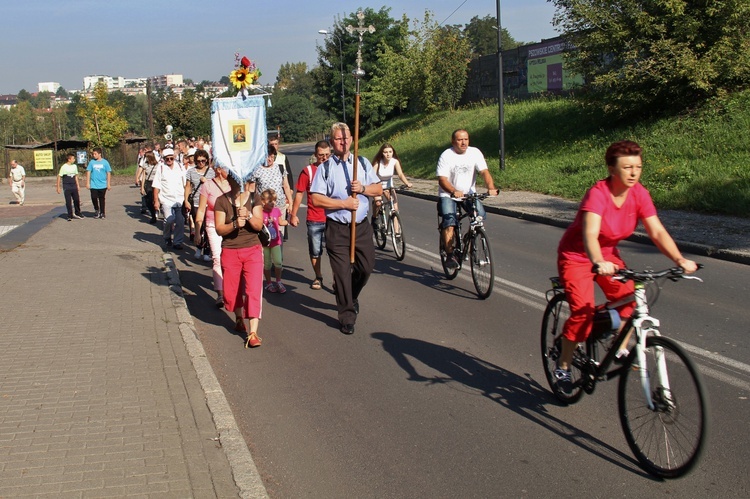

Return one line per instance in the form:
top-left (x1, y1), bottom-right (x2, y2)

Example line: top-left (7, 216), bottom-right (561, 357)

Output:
top-left (450, 193), bottom-right (490, 202)
top-left (591, 264), bottom-right (704, 282)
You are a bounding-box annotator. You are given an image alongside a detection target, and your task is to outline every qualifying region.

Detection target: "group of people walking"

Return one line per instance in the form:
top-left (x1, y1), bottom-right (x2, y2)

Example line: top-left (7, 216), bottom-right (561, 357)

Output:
top-left (9, 148), bottom-right (111, 220)
top-left (28, 124), bottom-right (696, 371)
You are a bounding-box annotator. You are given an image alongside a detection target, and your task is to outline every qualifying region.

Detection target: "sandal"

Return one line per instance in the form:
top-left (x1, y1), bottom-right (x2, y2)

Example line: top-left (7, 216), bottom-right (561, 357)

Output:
top-left (234, 318), bottom-right (246, 333)
top-left (310, 278), bottom-right (322, 290)
top-left (245, 332), bottom-right (262, 348)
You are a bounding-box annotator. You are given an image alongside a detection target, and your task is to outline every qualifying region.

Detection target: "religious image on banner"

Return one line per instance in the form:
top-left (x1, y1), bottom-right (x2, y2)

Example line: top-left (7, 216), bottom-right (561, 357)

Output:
top-left (211, 54), bottom-right (266, 185)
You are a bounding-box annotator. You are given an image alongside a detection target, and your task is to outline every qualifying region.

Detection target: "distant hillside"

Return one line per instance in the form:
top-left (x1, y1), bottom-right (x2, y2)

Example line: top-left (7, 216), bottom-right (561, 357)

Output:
top-left (359, 91), bottom-right (750, 218)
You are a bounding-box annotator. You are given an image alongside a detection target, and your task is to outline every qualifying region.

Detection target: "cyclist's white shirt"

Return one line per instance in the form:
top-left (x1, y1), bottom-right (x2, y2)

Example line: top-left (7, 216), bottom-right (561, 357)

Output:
top-left (436, 146), bottom-right (488, 197)
top-left (377, 158), bottom-right (397, 189)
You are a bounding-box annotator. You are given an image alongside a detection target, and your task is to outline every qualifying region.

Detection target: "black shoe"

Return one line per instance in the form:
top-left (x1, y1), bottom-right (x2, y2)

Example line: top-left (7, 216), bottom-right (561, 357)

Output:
top-left (149, 216), bottom-right (157, 224)
top-left (165, 239), bottom-right (173, 247)
top-left (94, 211), bottom-right (101, 219)
top-left (340, 323), bottom-right (355, 335)
top-left (173, 244), bottom-right (183, 250)
top-left (100, 214), bottom-right (106, 219)
top-left (67, 217), bottom-right (72, 221)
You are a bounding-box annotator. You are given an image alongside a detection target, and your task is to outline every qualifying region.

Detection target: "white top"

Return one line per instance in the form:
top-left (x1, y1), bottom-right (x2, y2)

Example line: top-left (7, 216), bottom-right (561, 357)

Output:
top-left (9, 165), bottom-right (26, 182)
top-left (152, 161), bottom-right (186, 206)
top-left (377, 158), bottom-right (396, 181)
top-left (436, 146), bottom-right (487, 197)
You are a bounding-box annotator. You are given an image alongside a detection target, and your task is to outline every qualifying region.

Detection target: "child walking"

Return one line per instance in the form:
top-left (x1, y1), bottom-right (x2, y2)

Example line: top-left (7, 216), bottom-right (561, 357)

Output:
top-left (261, 189), bottom-right (289, 294)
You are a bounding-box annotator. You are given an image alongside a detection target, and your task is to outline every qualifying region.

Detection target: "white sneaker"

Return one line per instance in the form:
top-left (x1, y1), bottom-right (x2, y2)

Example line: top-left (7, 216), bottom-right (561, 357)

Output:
top-left (194, 249), bottom-right (202, 259)
top-left (202, 254), bottom-right (212, 262)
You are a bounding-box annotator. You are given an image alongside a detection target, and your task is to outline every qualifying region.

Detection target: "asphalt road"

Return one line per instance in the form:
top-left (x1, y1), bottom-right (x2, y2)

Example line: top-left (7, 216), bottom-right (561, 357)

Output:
top-left (179, 145), bottom-right (750, 498)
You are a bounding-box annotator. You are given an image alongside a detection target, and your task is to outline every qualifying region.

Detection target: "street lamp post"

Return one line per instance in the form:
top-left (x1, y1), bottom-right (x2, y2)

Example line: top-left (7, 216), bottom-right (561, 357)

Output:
top-left (318, 29), bottom-right (346, 122)
top-left (496, 0), bottom-right (506, 170)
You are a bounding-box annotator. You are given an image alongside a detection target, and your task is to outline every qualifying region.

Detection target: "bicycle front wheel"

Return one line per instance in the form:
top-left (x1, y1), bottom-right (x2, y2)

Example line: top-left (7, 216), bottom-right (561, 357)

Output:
top-left (390, 212), bottom-right (406, 261)
top-left (373, 210), bottom-right (387, 249)
top-left (540, 293), bottom-right (584, 404)
top-left (470, 227), bottom-right (494, 299)
top-left (618, 336), bottom-right (708, 478)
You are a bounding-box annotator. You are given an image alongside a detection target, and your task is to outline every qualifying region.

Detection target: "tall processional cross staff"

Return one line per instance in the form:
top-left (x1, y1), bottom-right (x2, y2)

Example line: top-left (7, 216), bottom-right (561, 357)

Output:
top-left (345, 11), bottom-right (375, 263)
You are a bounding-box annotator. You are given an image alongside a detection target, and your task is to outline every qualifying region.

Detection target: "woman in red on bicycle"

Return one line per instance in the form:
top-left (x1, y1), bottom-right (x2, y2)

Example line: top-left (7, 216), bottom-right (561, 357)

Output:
top-left (554, 140), bottom-right (697, 394)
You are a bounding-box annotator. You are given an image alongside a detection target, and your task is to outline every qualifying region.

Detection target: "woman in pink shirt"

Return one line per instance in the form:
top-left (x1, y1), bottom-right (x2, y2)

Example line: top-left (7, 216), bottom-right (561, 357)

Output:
top-left (194, 162), bottom-right (231, 308)
top-left (553, 141), bottom-right (697, 394)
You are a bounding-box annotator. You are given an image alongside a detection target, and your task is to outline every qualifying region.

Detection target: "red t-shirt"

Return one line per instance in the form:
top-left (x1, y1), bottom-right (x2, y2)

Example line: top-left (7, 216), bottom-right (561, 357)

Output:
top-left (558, 179), bottom-right (657, 263)
top-left (295, 164), bottom-right (326, 223)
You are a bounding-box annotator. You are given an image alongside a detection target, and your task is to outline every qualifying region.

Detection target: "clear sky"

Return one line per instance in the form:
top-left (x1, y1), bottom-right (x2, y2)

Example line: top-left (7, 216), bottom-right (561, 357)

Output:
top-left (1, 0), bottom-right (558, 94)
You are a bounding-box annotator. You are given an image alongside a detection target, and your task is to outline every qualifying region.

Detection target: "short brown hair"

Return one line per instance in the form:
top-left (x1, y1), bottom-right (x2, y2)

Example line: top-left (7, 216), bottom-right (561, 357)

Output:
top-left (605, 140), bottom-right (642, 167)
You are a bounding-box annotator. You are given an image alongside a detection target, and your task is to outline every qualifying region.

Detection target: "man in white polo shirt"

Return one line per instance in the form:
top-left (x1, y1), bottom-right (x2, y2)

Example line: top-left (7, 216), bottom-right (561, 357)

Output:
top-left (152, 148), bottom-right (187, 250)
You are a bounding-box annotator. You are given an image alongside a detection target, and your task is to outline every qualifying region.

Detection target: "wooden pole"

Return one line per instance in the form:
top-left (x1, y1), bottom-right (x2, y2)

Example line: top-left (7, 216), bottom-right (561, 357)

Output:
top-left (346, 11), bottom-right (375, 264)
top-left (349, 86), bottom-right (361, 263)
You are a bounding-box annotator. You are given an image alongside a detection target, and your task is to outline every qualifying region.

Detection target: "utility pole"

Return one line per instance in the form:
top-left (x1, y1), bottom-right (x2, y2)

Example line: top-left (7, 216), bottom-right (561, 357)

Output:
top-left (497, 0), bottom-right (506, 170)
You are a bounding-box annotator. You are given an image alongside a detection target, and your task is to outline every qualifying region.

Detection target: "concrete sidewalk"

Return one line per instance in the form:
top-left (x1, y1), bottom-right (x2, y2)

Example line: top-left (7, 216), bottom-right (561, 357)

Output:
top-left (0, 180), bottom-right (264, 498)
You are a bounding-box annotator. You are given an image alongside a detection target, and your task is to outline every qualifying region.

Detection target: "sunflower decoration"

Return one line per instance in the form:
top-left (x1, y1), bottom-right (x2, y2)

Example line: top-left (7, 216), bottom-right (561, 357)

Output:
top-left (230, 53), bottom-right (262, 90)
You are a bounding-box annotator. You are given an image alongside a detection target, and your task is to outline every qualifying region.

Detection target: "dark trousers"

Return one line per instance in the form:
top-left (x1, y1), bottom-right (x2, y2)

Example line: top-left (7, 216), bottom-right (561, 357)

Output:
top-left (90, 188), bottom-right (107, 215)
top-left (64, 188), bottom-right (81, 218)
top-left (142, 189), bottom-right (156, 217)
top-left (325, 219), bottom-right (375, 326)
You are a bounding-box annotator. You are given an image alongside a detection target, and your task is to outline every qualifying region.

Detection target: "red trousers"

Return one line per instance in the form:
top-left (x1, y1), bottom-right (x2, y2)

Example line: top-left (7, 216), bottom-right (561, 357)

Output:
top-left (221, 244), bottom-right (264, 319)
top-left (557, 255), bottom-right (634, 343)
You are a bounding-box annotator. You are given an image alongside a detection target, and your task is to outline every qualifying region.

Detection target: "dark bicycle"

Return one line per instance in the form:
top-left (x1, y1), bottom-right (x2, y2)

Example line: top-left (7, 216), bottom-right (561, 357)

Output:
top-left (372, 186), bottom-right (406, 261)
top-left (438, 193), bottom-right (494, 299)
top-left (541, 265), bottom-right (708, 478)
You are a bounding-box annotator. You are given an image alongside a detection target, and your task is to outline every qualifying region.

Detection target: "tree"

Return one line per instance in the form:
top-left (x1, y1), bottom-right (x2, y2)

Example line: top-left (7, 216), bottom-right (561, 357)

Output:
top-left (16, 89), bottom-right (31, 102)
top-left (314, 7), bottom-right (406, 129)
top-left (108, 91), bottom-right (149, 135)
top-left (267, 93), bottom-right (330, 143)
top-left (76, 82), bottom-right (129, 148)
top-left (552, 0), bottom-right (750, 117)
top-left (368, 11), bottom-right (472, 114)
top-left (56, 86), bottom-right (69, 98)
top-left (275, 62), bottom-right (313, 95)
top-left (464, 15), bottom-right (522, 57)
top-left (153, 91), bottom-right (211, 141)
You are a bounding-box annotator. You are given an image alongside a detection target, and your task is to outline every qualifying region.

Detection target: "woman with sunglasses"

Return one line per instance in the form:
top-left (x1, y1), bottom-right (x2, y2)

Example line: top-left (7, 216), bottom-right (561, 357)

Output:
top-left (184, 149), bottom-right (215, 260)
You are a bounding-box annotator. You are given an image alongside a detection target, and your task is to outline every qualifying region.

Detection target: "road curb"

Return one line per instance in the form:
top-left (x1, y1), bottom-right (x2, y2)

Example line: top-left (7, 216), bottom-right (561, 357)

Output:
top-left (163, 253), bottom-right (270, 499)
top-left (400, 190), bottom-right (750, 266)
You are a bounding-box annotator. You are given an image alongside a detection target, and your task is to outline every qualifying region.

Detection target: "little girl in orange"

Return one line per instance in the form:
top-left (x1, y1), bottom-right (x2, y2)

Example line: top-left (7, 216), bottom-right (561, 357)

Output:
top-left (261, 188), bottom-right (289, 293)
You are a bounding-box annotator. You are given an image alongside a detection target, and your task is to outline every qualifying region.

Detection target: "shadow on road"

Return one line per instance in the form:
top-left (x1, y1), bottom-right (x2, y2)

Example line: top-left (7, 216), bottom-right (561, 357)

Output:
top-left (371, 331), bottom-right (656, 479)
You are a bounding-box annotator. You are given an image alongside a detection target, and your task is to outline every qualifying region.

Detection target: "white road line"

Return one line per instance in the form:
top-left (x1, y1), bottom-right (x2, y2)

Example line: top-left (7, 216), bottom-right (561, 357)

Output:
top-left (0, 225), bottom-right (19, 237)
top-left (403, 242), bottom-right (750, 387)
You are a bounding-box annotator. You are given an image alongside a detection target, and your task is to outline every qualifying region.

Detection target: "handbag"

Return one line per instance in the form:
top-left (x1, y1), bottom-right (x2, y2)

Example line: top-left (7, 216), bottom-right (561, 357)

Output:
top-left (256, 224), bottom-right (272, 247)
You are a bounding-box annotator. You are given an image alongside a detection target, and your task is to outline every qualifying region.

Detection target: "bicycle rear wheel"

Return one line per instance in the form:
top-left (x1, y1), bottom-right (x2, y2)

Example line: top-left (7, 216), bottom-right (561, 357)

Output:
top-left (540, 293), bottom-right (584, 404)
top-left (390, 212), bottom-right (406, 261)
top-left (470, 227), bottom-right (494, 299)
top-left (439, 229), bottom-right (459, 280)
top-left (373, 210), bottom-right (387, 249)
top-left (618, 336), bottom-right (708, 478)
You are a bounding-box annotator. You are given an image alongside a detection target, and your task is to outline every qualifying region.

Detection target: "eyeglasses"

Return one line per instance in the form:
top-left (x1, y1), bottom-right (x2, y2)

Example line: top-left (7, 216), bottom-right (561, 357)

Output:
top-left (196, 159), bottom-right (207, 164)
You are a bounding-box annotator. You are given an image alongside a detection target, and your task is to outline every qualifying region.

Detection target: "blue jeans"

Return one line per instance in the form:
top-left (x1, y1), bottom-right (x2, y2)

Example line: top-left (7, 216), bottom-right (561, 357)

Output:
top-left (307, 221), bottom-right (326, 257)
top-left (437, 196), bottom-right (486, 229)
